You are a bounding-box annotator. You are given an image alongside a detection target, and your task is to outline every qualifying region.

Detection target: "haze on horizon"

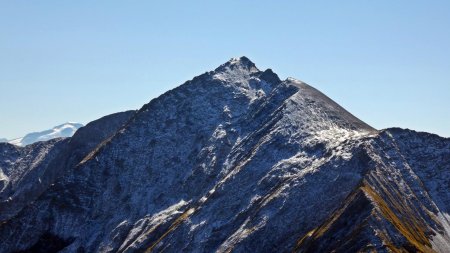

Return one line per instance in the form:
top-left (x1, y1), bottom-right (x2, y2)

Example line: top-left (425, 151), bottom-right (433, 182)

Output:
top-left (1, 1), bottom-right (449, 139)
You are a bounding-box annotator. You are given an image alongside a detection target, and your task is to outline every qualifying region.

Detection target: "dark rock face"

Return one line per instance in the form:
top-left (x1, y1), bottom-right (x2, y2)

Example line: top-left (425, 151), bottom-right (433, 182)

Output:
top-left (13, 233), bottom-right (75, 253)
top-left (0, 57), bottom-right (449, 253)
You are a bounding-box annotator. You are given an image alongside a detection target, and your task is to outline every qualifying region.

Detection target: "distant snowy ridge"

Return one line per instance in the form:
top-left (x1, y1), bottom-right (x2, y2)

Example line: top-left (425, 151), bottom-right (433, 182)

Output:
top-left (8, 122), bottom-right (83, 146)
top-left (0, 138), bottom-right (7, 143)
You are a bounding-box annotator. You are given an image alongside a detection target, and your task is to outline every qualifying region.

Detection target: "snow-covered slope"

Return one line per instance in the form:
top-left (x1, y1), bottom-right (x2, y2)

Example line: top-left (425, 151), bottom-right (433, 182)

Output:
top-left (8, 122), bottom-right (84, 146)
top-left (0, 57), bottom-right (448, 253)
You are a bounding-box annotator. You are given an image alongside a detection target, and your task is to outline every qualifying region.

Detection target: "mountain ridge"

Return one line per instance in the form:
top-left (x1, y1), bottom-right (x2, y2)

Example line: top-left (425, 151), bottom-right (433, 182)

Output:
top-left (0, 57), bottom-right (449, 253)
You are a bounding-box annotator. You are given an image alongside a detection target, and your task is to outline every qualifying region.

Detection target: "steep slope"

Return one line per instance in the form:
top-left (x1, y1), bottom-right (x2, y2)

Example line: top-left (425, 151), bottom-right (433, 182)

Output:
top-left (0, 57), bottom-right (448, 253)
top-left (8, 123), bottom-right (84, 147)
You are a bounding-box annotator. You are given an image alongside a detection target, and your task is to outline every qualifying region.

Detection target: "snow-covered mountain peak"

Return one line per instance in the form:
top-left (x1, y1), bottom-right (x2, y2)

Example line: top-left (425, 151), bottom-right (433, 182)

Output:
top-left (48, 122), bottom-right (83, 136)
top-left (209, 58), bottom-right (282, 95)
top-left (1, 58), bottom-right (449, 253)
top-left (8, 122), bottom-right (84, 147)
top-left (201, 57), bottom-right (283, 103)
top-left (226, 56), bottom-right (257, 69)
top-left (214, 56), bottom-right (260, 75)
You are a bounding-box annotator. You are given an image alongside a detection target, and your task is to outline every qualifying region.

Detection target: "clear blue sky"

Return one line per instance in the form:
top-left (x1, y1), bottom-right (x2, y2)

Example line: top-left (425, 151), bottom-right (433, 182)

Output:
top-left (1, 1), bottom-right (449, 139)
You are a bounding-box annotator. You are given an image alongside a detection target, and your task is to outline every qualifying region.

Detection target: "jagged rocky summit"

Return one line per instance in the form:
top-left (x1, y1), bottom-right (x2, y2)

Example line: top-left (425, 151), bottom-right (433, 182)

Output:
top-left (0, 57), bottom-right (449, 253)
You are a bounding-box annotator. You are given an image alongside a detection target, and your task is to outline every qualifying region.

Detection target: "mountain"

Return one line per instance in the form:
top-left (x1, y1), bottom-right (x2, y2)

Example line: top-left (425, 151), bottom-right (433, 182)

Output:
top-left (8, 122), bottom-right (84, 146)
top-left (0, 138), bottom-right (7, 143)
top-left (0, 57), bottom-right (449, 253)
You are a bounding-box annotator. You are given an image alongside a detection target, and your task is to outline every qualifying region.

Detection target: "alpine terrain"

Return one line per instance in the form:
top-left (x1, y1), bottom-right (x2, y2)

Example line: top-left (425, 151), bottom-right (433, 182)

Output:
top-left (0, 57), bottom-right (449, 253)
